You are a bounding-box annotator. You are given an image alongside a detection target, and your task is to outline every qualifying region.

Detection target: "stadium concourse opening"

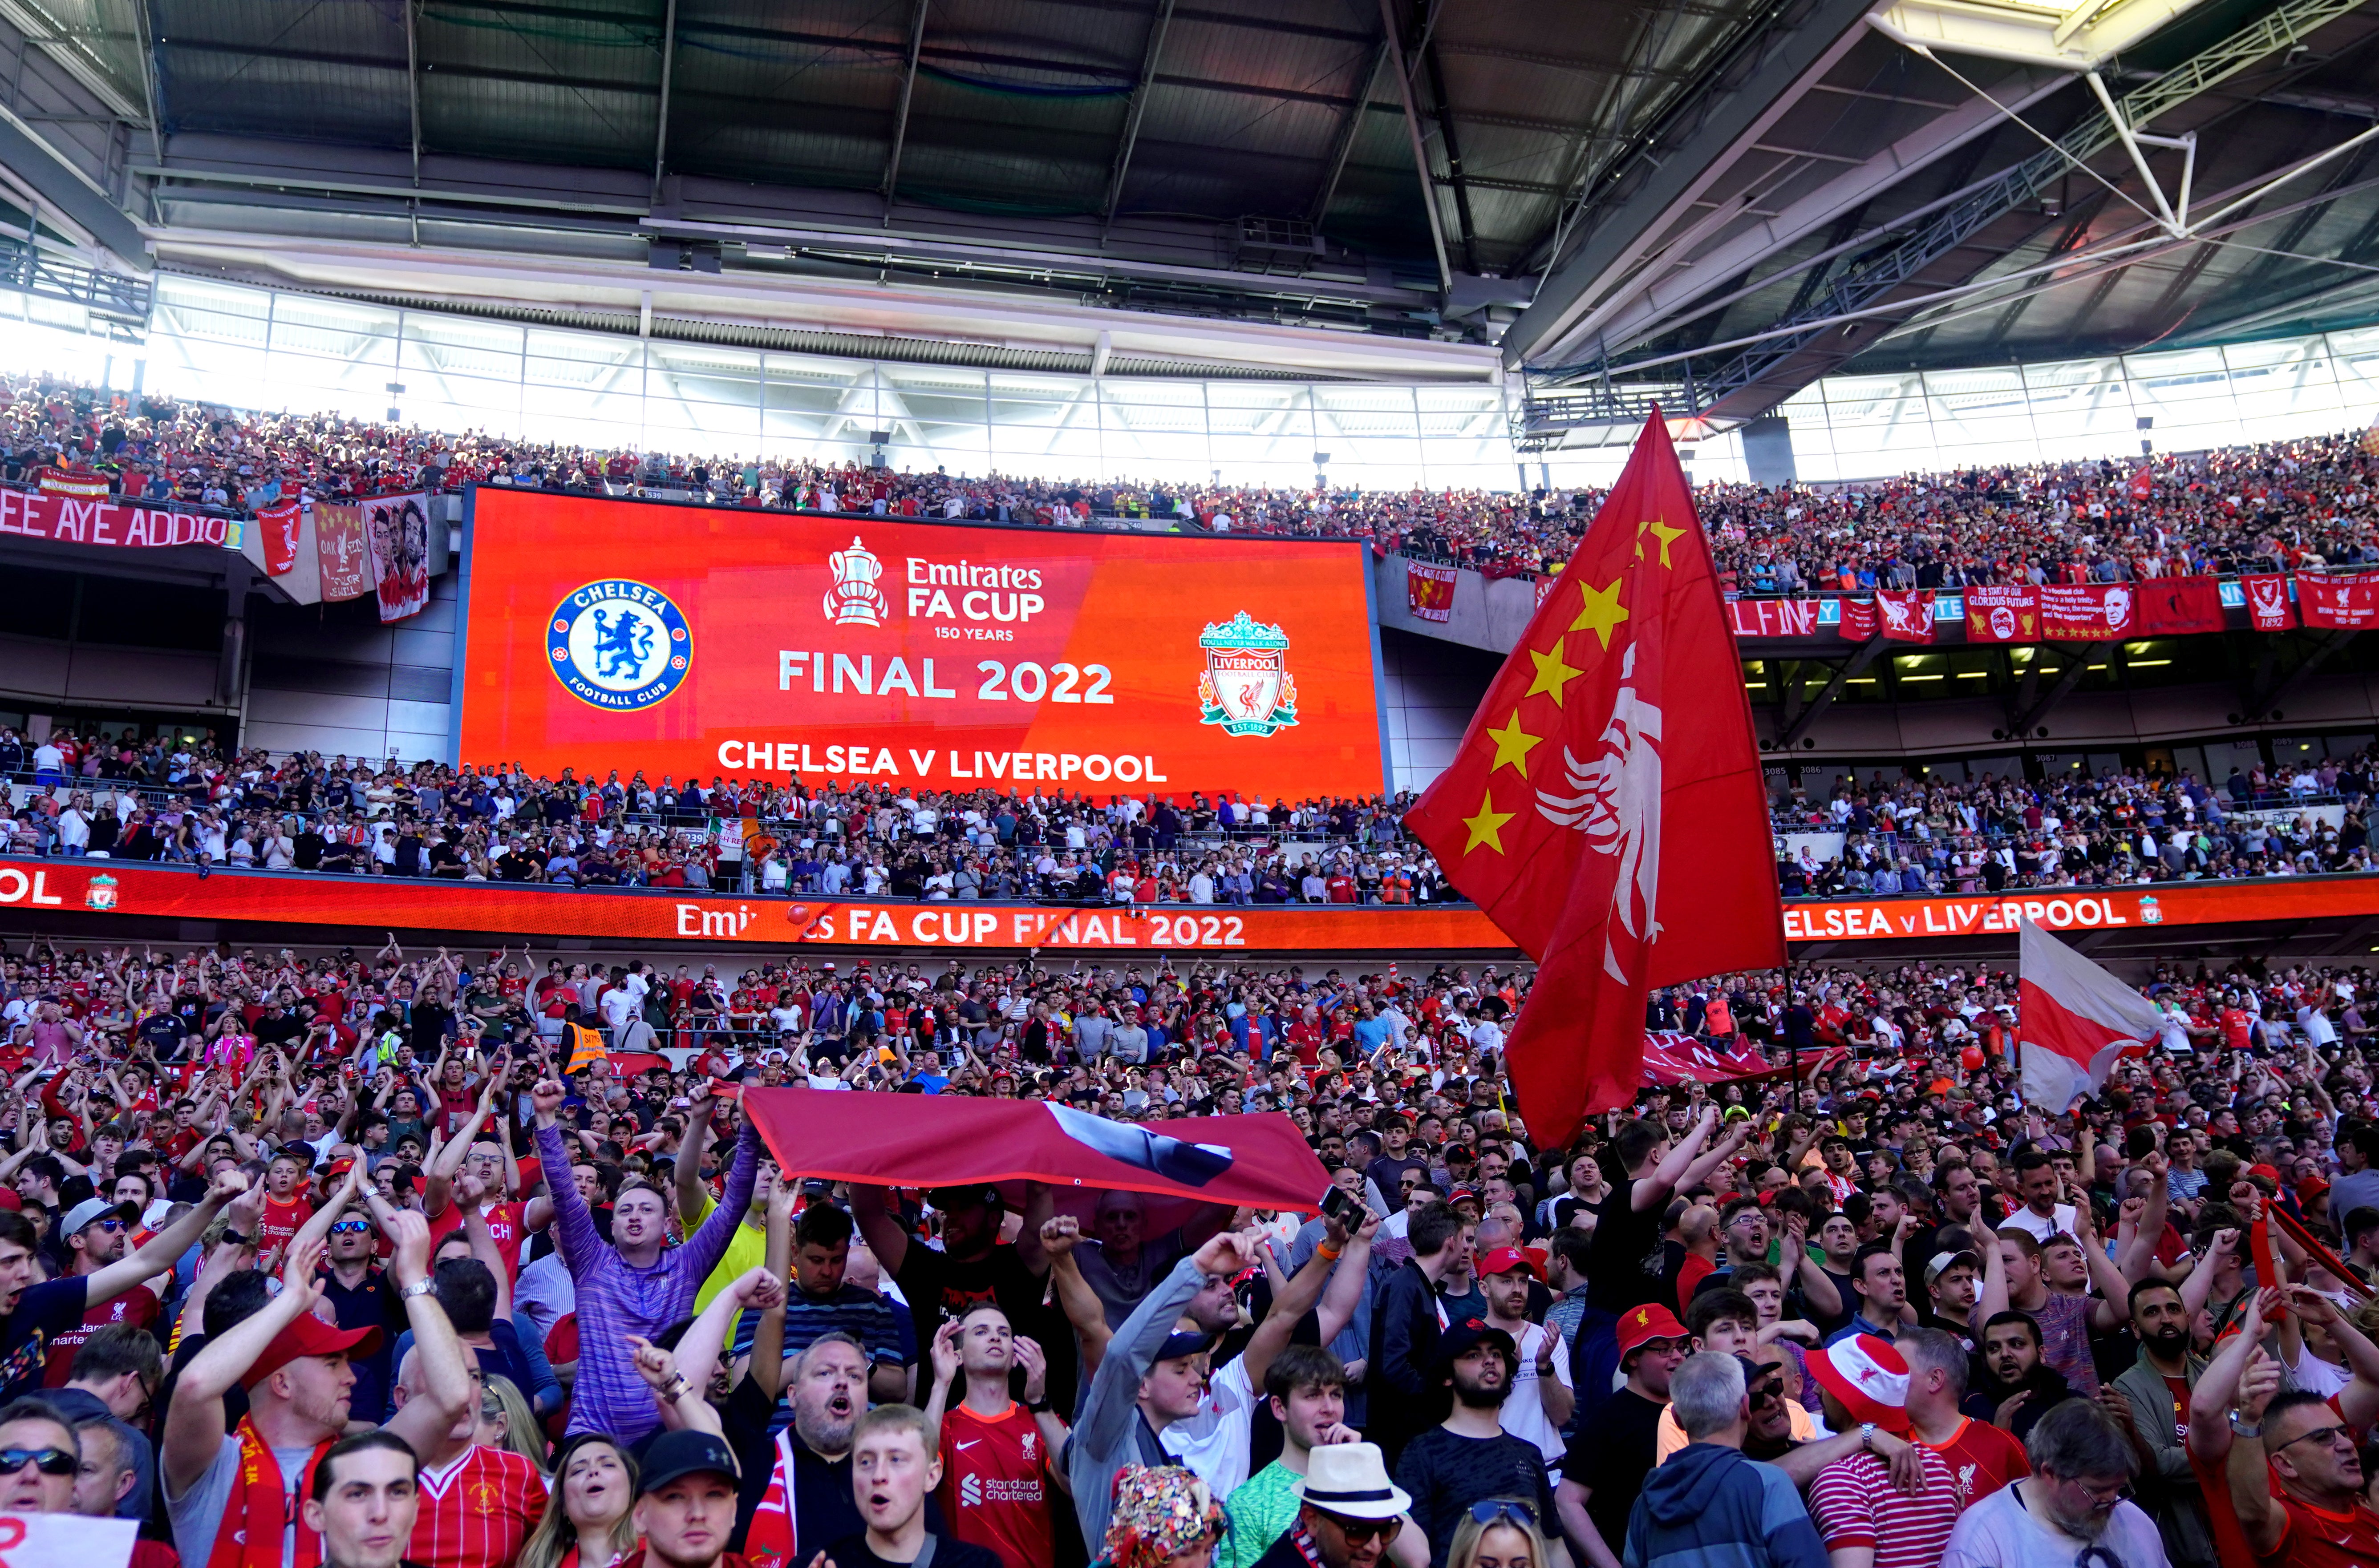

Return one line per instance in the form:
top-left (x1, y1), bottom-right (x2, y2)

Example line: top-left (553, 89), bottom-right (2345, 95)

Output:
top-left (27, 2), bottom-right (2379, 1566)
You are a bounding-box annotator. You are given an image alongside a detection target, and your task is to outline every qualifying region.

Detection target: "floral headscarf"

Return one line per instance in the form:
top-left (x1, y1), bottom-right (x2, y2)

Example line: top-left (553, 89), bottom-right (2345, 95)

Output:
top-left (1100, 1465), bottom-right (1223, 1568)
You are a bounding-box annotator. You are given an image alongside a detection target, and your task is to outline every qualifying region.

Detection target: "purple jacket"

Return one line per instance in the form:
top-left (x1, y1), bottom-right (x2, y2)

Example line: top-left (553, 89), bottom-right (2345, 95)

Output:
top-left (536, 1117), bottom-right (762, 1439)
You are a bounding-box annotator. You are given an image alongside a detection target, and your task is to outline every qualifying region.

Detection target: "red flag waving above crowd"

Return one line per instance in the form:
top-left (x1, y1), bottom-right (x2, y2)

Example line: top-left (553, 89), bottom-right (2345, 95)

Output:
top-left (1402, 412), bottom-right (1784, 1143)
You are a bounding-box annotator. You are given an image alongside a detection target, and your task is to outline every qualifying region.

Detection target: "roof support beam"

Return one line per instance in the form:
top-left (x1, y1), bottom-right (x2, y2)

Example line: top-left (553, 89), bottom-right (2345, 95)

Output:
top-left (1099, 0), bottom-right (1175, 237)
top-left (1418, 33), bottom-right (1478, 273)
top-left (1309, 35), bottom-right (1388, 223)
top-left (403, 0), bottom-right (421, 244)
top-left (2009, 643), bottom-right (2107, 736)
top-left (879, 0), bottom-right (928, 225)
top-left (1501, 0), bottom-right (1878, 366)
top-left (648, 0), bottom-right (677, 204)
top-left (2245, 629), bottom-right (2358, 721)
top-left (1377, 0), bottom-right (1451, 297)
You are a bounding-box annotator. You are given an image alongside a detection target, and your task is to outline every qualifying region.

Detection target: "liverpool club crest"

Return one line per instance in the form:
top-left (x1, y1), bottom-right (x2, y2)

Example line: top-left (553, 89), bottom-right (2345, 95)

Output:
top-left (1197, 612), bottom-right (1299, 737)
top-left (84, 874), bottom-right (118, 912)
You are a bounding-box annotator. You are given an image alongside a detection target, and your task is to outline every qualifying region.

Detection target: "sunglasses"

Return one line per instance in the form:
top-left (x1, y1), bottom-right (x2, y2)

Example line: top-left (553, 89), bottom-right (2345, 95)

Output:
top-left (0, 1448), bottom-right (76, 1476)
top-left (1468, 1501), bottom-right (1537, 1527)
top-left (330, 1219), bottom-right (372, 1235)
top-left (86, 1218), bottom-right (126, 1234)
top-left (1748, 1377), bottom-right (1785, 1407)
top-left (1318, 1514), bottom-right (1399, 1544)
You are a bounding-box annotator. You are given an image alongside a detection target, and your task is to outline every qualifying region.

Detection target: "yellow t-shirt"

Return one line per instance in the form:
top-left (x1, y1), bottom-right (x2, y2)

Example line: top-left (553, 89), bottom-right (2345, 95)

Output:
top-left (686, 1189), bottom-right (771, 1313)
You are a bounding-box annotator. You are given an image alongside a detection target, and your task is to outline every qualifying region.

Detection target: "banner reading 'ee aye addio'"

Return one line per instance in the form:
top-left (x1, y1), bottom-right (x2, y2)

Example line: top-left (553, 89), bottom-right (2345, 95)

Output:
top-left (456, 489), bottom-right (1387, 798)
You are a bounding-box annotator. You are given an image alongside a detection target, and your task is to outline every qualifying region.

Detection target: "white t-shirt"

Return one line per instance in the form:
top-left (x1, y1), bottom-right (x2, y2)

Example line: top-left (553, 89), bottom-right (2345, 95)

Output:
top-left (1942, 1479), bottom-right (2170, 1568)
top-left (1498, 1321), bottom-right (1573, 1471)
top-left (1998, 1204), bottom-right (2076, 1243)
top-left (1160, 1354), bottom-right (1257, 1499)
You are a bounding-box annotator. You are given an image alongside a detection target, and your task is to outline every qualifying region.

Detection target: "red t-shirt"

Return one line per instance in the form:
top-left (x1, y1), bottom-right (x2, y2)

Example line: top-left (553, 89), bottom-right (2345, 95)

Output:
top-left (426, 1199), bottom-right (527, 1281)
top-left (2164, 1375), bottom-right (2193, 1442)
top-left (257, 1194), bottom-right (314, 1262)
top-left (938, 1400), bottom-right (1055, 1568)
top-left (2258, 1491), bottom-right (2379, 1568)
top-left (408, 1443), bottom-right (547, 1568)
top-left (43, 1283), bottom-right (160, 1386)
top-left (1922, 1416), bottom-right (2030, 1509)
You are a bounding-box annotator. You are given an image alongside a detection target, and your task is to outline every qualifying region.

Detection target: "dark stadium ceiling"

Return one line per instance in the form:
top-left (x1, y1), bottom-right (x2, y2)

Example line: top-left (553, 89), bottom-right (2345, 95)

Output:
top-left (9, 0), bottom-right (2379, 415)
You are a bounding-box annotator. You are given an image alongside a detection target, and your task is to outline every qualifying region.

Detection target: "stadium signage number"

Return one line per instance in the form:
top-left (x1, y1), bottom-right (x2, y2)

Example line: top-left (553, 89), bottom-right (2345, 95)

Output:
top-left (798, 907), bottom-right (1246, 947)
top-left (975, 661), bottom-right (1116, 703)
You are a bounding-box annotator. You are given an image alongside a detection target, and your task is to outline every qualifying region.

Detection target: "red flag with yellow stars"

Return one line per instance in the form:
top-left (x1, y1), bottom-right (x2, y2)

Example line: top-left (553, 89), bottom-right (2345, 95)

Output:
top-left (1401, 411), bottom-right (1783, 1143)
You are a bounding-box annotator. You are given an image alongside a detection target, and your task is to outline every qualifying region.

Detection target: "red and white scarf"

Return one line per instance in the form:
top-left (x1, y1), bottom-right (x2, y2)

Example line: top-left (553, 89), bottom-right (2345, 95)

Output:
top-left (741, 1428), bottom-right (801, 1568)
top-left (207, 1420), bottom-right (332, 1568)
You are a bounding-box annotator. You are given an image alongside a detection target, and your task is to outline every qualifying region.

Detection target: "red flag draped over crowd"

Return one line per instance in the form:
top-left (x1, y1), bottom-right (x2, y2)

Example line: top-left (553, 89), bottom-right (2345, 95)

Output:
top-left (1402, 412), bottom-right (1785, 1143)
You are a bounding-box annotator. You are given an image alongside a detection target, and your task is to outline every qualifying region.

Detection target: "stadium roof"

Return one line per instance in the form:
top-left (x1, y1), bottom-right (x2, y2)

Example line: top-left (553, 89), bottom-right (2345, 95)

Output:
top-left (7, 0), bottom-right (2379, 410)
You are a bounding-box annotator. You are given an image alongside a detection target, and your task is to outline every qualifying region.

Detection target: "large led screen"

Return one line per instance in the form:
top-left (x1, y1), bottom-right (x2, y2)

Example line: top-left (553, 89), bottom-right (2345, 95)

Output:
top-left (454, 489), bottom-right (1387, 797)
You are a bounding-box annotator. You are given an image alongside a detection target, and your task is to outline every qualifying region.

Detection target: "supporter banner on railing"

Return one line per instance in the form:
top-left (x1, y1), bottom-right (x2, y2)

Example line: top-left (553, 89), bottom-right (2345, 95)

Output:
top-left (1839, 597), bottom-right (1876, 641)
top-left (258, 500), bottom-right (302, 577)
top-left (0, 488), bottom-right (243, 551)
top-left (2300, 574), bottom-right (2379, 630)
top-left (1780, 875), bottom-right (2379, 942)
top-left (1406, 560), bottom-right (1458, 622)
top-left (2244, 573), bottom-right (2295, 630)
top-left (0, 860), bottom-right (1508, 952)
top-left (1727, 597), bottom-right (1820, 638)
top-left (364, 492), bottom-right (431, 622)
top-left (314, 502), bottom-right (369, 600)
top-left (2039, 582), bottom-right (2135, 639)
top-left (1876, 590), bottom-right (1933, 643)
top-left (2136, 575), bottom-right (2225, 636)
top-left (1964, 586), bottom-right (2038, 643)
top-left (458, 489), bottom-right (1387, 799)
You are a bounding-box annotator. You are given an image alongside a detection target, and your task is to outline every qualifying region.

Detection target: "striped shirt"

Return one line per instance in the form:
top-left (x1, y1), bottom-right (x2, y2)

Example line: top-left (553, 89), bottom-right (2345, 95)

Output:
top-left (536, 1119), bottom-right (762, 1440)
top-left (409, 1445), bottom-right (548, 1568)
top-left (1808, 1448), bottom-right (1962, 1568)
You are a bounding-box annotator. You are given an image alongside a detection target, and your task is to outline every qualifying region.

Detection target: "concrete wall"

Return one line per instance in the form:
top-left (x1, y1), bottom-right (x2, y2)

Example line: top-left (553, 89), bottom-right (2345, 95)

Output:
top-left (0, 632), bottom-right (226, 716)
top-left (242, 573), bottom-right (460, 764)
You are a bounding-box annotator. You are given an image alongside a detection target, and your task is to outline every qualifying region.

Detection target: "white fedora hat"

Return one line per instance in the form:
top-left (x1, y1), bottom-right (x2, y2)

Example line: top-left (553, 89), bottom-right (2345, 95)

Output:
top-left (1291, 1442), bottom-right (1413, 1520)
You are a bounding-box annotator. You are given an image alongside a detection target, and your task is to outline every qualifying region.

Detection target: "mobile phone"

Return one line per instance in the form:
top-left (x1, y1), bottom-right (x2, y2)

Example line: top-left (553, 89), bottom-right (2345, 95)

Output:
top-left (1321, 1185), bottom-right (1363, 1225)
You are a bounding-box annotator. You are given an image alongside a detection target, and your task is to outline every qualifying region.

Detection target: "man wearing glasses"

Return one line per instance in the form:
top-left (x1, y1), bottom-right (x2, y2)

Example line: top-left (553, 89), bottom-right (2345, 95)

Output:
top-left (50, 1322), bottom-right (159, 1521)
top-left (37, 1196), bottom-right (162, 1386)
top-left (1942, 1400), bottom-right (2168, 1568)
top-left (1250, 1442), bottom-right (1413, 1568)
top-left (1623, 1352), bottom-right (1827, 1568)
top-left (2187, 1286), bottom-right (2379, 1568)
top-left (319, 1175), bottom-right (405, 1424)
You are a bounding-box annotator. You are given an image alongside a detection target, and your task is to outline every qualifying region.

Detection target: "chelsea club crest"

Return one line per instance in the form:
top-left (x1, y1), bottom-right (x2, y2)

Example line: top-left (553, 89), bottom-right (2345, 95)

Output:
top-left (548, 581), bottom-right (692, 711)
top-left (1197, 611), bottom-right (1298, 737)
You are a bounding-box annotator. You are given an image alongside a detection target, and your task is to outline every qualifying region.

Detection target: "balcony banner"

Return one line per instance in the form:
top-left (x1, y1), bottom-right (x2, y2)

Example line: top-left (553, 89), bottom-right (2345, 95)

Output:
top-left (2039, 582), bottom-right (2136, 639)
top-left (2242, 573), bottom-right (2295, 631)
top-left (1964, 585), bottom-right (2039, 643)
top-left (1406, 560), bottom-right (1458, 622)
top-left (2136, 575), bottom-right (2224, 636)
top-left (1875, 590), bottom-right (1935, 643)
top-left (2299, 574), bottom-right (2379, 630)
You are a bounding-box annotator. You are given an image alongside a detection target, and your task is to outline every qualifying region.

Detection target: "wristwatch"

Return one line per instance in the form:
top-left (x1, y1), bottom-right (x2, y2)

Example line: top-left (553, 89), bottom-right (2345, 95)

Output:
top-left (2231, 1414), bottom-right (2262, 1439)
top-left (401, 1277), bottom-right (438, 1300)
top-left (221, 1230), bottom-right (253, 1248)
top-left (1026, 1396), bottom-right (1051, 1413)
top-left (1860, 1423), bottom-right (1877, 1452)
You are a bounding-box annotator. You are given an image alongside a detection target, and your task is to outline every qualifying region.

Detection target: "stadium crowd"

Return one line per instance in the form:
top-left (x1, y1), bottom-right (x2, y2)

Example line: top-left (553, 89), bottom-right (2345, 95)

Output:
top-left (6, 728), bottom-right (2379, 905)
top-left (0, 933), bottom-right (2373, 1568)
top-left (19, 370), bottom-right (2379, 589)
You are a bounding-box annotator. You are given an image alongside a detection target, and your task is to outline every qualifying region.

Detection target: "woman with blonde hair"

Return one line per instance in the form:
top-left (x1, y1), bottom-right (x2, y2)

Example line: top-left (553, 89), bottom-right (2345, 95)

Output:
top-left (476, 1373), bottom-right (548, 1472)
top-left (1445, 1500), bottom-right (1551, 1568)
top-left (515, 1433), bottom-right (639, 1568)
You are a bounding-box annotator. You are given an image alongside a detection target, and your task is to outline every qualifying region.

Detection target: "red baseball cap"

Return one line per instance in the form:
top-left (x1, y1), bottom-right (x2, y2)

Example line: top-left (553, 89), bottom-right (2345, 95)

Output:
top-left (1476, 1246), bottom-right (1541, 1281)
top-left (1613, 1303), bottom-right (1688, 1361)
top-left (242, 1310), bottom-right (383, 1390)
top-left (1807, 1334), bottom-right (1913, 1434)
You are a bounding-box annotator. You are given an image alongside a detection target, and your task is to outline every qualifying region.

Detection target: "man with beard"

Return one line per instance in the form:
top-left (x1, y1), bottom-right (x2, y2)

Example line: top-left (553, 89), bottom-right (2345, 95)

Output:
top-left (1963, 1310), bottom-right (2078, 1439)
top-left (737, 1331), bottom-right (874, 1566)
top-left (1943, 1400), bottom-right (2168, 1568)
top-left (1390, 1321), bottom-right (1564, 1568)
top-left (2109, 1279), bottom-right (2215, 1568)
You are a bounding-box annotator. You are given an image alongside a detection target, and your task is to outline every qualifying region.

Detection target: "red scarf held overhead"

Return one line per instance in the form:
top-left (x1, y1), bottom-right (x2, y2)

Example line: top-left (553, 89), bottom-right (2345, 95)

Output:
top-left (208, 1419), bottom-right (332, 1568)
